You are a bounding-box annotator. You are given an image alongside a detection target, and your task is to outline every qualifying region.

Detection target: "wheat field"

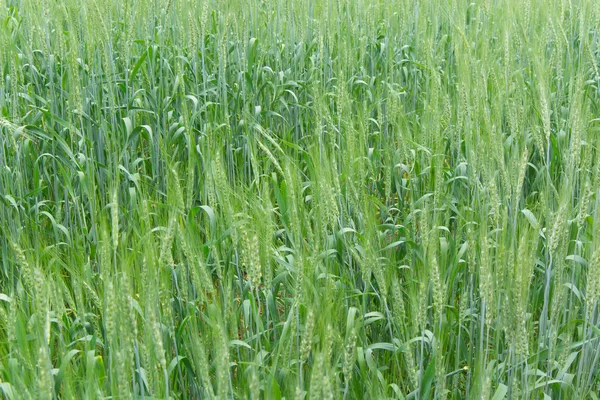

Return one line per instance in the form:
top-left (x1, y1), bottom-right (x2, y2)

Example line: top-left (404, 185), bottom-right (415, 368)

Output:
top-left (1, 0), bottom-right (600, 399)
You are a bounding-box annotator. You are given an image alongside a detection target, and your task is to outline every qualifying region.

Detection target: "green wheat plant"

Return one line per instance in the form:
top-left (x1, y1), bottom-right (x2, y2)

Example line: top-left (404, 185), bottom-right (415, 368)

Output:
top-left (1, 0), bottom-right (600, 398)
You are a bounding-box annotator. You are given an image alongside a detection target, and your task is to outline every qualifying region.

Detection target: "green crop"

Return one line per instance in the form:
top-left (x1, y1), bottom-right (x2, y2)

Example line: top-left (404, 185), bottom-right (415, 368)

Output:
top-left (1, 0), bottom-right (599, 399)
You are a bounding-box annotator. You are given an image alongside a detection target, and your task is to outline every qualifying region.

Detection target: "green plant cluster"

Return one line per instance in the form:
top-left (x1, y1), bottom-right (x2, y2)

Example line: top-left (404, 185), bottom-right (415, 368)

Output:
top-left (1, 0), bottom-right (600, 399)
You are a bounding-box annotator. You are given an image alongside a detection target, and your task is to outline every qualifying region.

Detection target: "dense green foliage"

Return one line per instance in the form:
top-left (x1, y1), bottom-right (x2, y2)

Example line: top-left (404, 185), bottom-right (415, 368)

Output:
top-left (1, 0), bottom-right (600, 398)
